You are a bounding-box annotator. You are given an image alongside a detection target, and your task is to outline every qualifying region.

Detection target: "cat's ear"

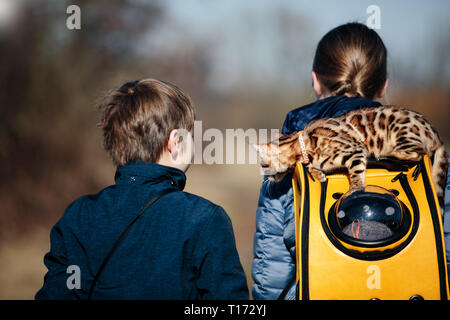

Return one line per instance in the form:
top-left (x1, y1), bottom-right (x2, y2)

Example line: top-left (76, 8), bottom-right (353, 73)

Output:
top-left (271, 132), bottom-right (282, 141)
top-left (251, 143), bottom-right (268, 156)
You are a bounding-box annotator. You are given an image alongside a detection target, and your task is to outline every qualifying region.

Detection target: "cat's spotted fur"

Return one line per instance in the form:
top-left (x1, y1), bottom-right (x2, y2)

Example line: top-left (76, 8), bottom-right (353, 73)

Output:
top-left (255, 105), bottom-right (448, 210)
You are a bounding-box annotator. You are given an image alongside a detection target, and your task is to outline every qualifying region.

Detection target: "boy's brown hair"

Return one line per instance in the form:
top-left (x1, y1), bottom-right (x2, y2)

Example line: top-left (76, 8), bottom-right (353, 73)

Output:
top-left (98, 79), bottom-right (195, 167)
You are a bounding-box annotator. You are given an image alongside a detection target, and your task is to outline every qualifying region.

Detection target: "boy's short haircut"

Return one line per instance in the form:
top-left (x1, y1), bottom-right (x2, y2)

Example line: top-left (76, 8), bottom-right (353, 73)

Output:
top-left (98, 79), bottom-right (195, 167)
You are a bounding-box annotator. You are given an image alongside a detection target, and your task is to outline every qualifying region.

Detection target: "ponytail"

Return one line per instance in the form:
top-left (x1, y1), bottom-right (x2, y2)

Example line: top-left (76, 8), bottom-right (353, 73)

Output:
top-left (312, 23), bottom-right (387, 100)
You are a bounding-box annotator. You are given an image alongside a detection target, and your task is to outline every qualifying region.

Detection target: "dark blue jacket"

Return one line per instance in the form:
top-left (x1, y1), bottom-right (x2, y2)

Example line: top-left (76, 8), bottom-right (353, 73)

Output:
top-left (252, 96), bottom-right (382, 300)
top-left (36, 162), bottom-right (248, 300)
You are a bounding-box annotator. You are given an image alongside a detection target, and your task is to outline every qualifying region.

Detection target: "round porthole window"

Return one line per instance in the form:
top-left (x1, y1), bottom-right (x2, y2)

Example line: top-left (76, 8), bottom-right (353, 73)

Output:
top-left (328, 186), bottom-right (411, 247)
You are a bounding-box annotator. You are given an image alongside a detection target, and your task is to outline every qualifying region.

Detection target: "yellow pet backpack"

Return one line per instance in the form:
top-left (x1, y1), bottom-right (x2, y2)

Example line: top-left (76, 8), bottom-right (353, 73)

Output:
top-left (292, 155), bottom-right (449, 300)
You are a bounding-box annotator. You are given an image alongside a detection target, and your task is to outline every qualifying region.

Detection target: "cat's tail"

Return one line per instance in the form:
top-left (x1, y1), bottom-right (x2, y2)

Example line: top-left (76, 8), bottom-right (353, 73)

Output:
top-left (431, 143), bottom-right (448, 211)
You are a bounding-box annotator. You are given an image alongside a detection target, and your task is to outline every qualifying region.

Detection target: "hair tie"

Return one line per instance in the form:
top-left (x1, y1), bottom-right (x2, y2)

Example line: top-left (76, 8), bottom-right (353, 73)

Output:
top-left (332, 79), bottom-right (354, 96)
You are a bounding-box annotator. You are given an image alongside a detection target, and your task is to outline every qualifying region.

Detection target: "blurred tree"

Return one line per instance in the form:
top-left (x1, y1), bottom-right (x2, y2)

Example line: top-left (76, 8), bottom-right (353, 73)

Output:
top-left (0, 0), bottom-right (214, 238)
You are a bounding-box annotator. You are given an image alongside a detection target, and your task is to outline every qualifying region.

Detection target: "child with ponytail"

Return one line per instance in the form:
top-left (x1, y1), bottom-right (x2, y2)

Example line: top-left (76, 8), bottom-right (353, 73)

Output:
top-left (252, 22), bottom-right (390, 300)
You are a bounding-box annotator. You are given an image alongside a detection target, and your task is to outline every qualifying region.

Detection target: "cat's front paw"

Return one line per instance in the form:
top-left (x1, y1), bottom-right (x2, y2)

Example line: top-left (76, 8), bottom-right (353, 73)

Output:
top-left (348, 184), bottom-right (366, 195)
top-left (308, 167), bottom-right (327, 182)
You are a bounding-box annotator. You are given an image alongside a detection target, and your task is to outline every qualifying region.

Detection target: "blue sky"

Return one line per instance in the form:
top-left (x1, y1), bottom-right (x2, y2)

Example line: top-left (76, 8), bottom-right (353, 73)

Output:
top-left (154, 0), bottom-right (449, 91)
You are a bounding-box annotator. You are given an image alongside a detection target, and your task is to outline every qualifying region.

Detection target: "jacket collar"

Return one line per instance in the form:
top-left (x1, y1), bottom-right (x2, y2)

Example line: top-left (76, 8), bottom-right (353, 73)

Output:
top-left (114, 161), bottom-right (186, 191)
top-left (282, 95), bottom-right (381, 135)
top-left (312, 95), bottom-right (381, 116)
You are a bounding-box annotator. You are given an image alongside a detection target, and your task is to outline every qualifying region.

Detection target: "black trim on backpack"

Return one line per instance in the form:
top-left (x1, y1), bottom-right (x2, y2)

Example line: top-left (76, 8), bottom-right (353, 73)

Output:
top-left (319, 172), bottom-right (420, 261)
top-left (419, 158), bottom-right (448, 300)
top-left (327, 199), bottom-right (412, 248)
top-left (300, 164), bottom-right (310, 300)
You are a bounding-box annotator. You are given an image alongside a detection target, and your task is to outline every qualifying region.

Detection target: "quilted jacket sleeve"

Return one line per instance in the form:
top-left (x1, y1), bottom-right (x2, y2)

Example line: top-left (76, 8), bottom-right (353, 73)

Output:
top-left (252, 174), bottom-right (296, 300)
top-left (444, 160), bottom-right (450, 281)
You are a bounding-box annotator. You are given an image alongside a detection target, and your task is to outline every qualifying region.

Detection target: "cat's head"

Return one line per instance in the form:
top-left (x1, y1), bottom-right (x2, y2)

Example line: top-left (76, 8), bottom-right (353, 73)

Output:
top-left (253, 132), bottom-right (301, 181)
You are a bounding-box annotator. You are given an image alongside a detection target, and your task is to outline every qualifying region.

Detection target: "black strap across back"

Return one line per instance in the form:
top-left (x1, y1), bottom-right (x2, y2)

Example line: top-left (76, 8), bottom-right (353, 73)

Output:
top-left (87, 188), bottom-right (177, 300)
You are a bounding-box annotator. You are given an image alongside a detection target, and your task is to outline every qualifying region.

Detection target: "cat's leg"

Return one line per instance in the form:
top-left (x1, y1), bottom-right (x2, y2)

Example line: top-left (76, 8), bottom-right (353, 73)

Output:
top-left (393, 145), bottom-right (448, 216)
top-left (388, 146), bottom-right (447, 217)
top-left (342, 149), bottom-right (368, 192)
top-left (308, 166), bottom-right (327, 182)
top-left (388, 135), bottom-right (429, 161)
top-left (431, 145), bottom-right (448, 215)
top-left (387, 150), bottom-right (423, 163)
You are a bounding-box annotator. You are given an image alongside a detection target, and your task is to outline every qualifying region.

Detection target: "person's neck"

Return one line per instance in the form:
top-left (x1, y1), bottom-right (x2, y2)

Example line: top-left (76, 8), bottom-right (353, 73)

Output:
top-left (157, 151), bottom-right (190, 173)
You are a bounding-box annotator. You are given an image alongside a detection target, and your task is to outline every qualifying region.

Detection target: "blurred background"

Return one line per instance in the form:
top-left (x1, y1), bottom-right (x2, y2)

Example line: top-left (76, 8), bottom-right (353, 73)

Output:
top-left (0, 0), bottom-right (448, 299)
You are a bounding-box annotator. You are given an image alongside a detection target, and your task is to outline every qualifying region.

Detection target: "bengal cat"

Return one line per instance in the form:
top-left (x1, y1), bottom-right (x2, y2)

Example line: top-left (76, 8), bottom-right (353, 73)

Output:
top-left (254, 105), bottom-right (448, 210)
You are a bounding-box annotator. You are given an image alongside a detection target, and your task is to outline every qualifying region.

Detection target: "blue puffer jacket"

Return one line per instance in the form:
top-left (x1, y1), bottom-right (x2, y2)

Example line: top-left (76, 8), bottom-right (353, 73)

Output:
top-left (445, 163), bottom-right (450, 283)
top-left (252, 96), bottom-right (450, 300)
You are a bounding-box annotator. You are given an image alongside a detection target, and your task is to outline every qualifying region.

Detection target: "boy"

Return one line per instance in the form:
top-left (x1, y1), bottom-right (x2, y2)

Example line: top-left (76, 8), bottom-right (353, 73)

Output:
top-left (35, 79), bottom-right (248, 299)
